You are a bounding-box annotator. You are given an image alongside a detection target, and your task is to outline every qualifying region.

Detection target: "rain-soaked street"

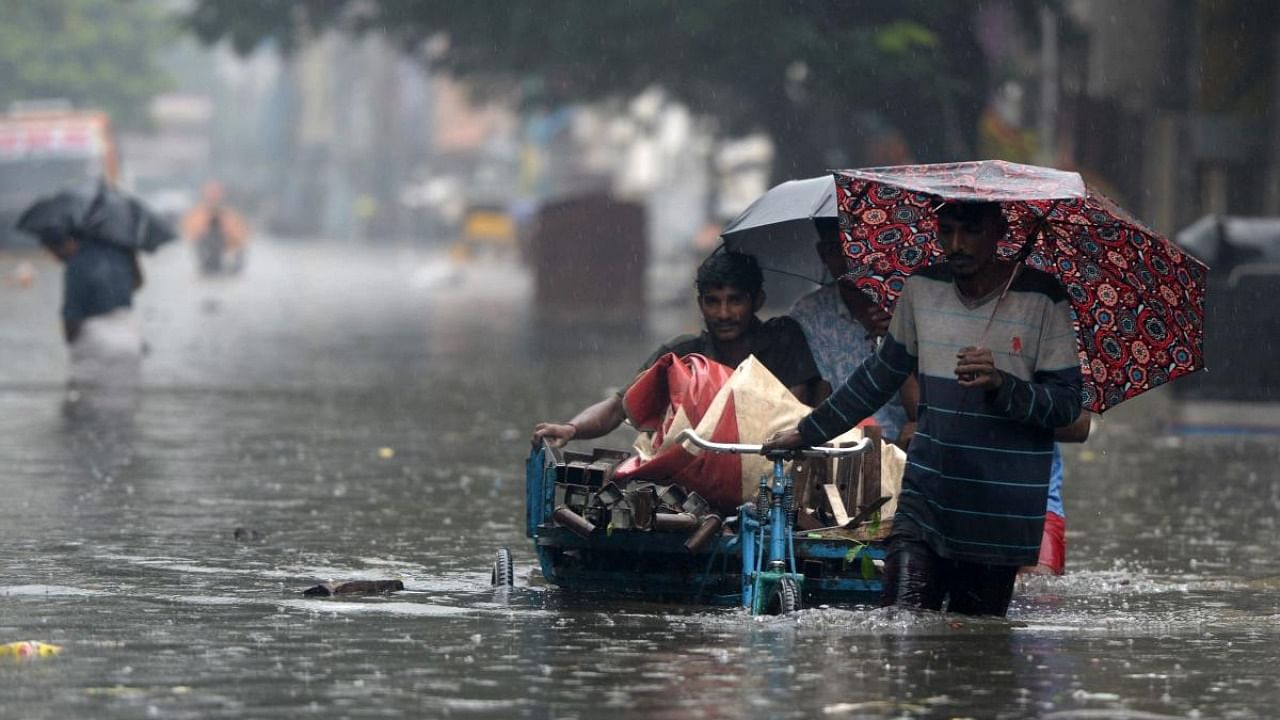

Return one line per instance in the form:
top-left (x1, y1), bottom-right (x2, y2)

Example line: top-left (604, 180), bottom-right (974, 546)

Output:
top-left (0, 239), bottom-right (1276, 719)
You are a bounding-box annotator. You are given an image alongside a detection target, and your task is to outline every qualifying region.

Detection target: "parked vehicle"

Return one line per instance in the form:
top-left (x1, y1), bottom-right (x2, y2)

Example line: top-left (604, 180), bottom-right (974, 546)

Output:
top-left (0, 103), bottom-right (119, 248)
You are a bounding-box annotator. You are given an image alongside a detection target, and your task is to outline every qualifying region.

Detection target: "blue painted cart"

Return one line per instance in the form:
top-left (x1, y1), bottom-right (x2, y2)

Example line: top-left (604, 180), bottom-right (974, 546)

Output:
top-left (503, 430), bottom-right (889, 614)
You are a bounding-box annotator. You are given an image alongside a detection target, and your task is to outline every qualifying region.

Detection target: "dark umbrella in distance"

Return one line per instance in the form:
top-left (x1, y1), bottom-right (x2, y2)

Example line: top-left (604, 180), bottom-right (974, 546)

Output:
top-left (16, 182), bottom-right (176, 255)
top-left (14, 190), bottom-right (91, 250)
top-left (719, 175), bottom-right (836, 284)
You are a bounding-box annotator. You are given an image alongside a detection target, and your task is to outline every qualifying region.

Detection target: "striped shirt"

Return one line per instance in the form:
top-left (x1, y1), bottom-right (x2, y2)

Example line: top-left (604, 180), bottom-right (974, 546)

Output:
top-left (798, 265), bottom-right (1082, 565)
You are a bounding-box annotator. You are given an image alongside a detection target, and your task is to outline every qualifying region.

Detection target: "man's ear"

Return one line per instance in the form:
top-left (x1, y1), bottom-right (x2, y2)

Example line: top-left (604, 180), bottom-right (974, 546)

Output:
top-left (752, 290), bottom-right (767, 312)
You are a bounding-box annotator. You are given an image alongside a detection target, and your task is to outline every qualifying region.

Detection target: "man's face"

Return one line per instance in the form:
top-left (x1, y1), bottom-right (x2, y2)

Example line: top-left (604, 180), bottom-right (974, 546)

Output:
top-left (698, 284), bottom-right (759, 343)
top-left (938, 211), bottom-right (1003, 278)
top-left (816, 242), bottom-right (847, 281)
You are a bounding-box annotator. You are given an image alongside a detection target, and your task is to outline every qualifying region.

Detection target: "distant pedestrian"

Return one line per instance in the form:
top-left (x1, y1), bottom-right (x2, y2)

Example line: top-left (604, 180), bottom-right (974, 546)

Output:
top-left (183, 181), bottom-right (250, 275)
top-left (45, 233), bottom-right (145, 386)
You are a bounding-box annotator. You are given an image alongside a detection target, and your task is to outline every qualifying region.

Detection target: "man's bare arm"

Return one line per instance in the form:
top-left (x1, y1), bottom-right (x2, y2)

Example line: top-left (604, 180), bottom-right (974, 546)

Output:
top-left (531, 395), bottom-right (628, 448)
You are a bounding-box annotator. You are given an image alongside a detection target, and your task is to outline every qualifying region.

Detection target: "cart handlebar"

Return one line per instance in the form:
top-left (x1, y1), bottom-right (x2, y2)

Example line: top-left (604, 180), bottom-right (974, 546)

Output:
top-left (675, 429), bottom-right (870, 459)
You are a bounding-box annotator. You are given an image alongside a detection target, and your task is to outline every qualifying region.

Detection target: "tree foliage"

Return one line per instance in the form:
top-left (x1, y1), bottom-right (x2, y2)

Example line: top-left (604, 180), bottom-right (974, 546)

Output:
top-left (188, 1), bottom-right (1045, 177)
top-left (0, 0), bottom-right (174, 129)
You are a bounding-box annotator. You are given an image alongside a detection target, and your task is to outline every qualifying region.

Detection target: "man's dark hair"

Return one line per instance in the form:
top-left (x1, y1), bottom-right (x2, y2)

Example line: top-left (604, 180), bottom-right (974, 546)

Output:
top-left (937, 201), bottom-right (1007, 229)
top-left (696, 251), bottom-right (764, 296)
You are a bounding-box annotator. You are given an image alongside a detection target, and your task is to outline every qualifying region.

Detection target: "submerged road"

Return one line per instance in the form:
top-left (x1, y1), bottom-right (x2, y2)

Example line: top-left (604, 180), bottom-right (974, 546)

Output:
top-left (0, 238), bottom-right (1277, 718)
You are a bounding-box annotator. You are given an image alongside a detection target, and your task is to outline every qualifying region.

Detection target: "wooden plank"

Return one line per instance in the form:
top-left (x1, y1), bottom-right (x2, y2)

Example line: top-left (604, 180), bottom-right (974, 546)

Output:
top-left (792, 458), bottom-right (818, 518)
top-left (835, 441), bottom-right (859, 514)
top-left (795, 508), bottom-right (824, 531)
top-left (858, 426), bottom-right (883, 513)
top-left (821, 484), bottom-right (850, 526)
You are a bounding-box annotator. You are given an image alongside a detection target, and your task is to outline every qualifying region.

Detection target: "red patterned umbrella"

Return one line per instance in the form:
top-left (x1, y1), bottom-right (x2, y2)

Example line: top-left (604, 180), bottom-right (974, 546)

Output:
top-left (833, 160), bottom-right (1208, 413)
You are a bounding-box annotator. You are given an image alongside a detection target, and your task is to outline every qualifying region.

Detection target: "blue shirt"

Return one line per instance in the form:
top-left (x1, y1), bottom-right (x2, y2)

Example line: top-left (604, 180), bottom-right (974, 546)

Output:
top-left (1047, 444), bottom-right (1065, 517)
top-left (63, 241), bottom-right (137, 322)
top-left (789, 284), bottom-right (907, 439)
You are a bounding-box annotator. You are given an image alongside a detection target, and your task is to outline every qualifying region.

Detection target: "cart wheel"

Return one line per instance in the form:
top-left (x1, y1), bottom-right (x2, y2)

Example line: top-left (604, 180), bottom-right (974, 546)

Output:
top-left (764, 576), bottom-right (801, 615)
top-left (491, 547), bottom-right (514, 587)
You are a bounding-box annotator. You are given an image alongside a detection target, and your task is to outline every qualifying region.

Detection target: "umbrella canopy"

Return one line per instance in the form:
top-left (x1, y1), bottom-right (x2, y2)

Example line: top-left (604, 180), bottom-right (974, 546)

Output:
top-left (14, 190), bottom-right (91, 247)
top-left (832, 159), bottom-right (1208, 413)
top-left (15, 182), bottom-right (176, 254)
top-left (719, 175), bottom-right (837, 284)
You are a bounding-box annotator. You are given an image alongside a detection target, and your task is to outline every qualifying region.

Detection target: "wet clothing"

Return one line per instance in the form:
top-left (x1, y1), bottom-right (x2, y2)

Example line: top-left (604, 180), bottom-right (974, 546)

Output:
top-left (1036, 511), bottom-right (1067, 575)
top-left (1035, 446), bottom-right (1068, 574)
top-left (62, 241), bottom-right (138, 323)
top-left (798, 265), bottom-right (1082, 569)
top-left (630, 316), bottom-right (821, 391)
top-left (61, 241), bottom-right (143, 386)
top-left (69, 307), bottom-right (143, 386)
top-left (789, 283), bottom-right (908, 438)
top-left (881, 536), bottom-right (1018, 617)
top-left (1046, 444), bottom-right (1065, 517)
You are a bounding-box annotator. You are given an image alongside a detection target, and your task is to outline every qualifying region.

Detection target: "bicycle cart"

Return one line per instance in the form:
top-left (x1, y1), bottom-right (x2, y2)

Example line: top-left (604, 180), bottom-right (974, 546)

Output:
top-left (499, 429), bottom-right (892, 615)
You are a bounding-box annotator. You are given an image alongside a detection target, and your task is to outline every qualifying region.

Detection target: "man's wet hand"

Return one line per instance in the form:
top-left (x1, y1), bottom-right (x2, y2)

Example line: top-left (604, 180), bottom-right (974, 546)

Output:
top-left (866, 307), bottom-right (891, 339)
top-left (761, 427), bottom-right (805, 454)
top-left (955, 347), bottom-right (1002, 390)
top-left (531, 422), bottom-right (576, 448)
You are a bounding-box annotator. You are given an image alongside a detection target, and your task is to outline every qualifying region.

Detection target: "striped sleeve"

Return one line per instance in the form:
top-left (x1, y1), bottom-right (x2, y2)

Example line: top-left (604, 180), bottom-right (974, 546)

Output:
top-left (988, 296), bottom-right (1082, 429)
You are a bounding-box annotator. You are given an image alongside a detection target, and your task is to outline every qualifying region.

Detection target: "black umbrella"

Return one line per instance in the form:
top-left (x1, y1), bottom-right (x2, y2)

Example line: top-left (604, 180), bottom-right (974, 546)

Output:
top-left (719, 175), bottom-right (836, 284)
top-left (14, 190), bottom-right (90, 248)
top-left (15, 182), bottom-right (176, 253)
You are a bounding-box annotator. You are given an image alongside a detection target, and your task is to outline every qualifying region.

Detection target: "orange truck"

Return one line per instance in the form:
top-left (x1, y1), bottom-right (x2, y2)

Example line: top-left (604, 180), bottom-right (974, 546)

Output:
top-left (0, 104), bottom-right (119, 247)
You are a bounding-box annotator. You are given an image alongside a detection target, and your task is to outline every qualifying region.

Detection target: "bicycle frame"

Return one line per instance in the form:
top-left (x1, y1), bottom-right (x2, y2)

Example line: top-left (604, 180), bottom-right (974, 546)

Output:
top-left (675, 430), bottom-right (868, 614)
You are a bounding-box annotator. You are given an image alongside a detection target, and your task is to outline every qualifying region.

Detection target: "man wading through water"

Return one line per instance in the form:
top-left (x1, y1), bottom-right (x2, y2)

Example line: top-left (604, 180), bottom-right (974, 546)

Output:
top-left (764, 201), bottom-right (1082, 617)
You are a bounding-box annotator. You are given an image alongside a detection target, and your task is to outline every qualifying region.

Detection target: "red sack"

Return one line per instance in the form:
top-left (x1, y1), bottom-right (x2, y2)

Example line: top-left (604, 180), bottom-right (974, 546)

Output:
top-left (612, 353), bottom-right (744, 511)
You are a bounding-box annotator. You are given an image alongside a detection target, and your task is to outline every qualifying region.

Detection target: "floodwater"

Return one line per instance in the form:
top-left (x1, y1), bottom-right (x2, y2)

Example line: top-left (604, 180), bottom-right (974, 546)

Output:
top-left (1, 239), bottom-right (1277, 719)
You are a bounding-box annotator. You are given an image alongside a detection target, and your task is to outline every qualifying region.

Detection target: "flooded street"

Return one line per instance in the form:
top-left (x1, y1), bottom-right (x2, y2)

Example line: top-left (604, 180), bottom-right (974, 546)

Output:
top-left (1, 240), bottom-right (1278, 719)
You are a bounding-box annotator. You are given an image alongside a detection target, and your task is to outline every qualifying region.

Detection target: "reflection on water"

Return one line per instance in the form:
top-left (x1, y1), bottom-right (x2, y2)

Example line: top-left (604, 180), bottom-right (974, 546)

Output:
top-left (0, 240), bottom-right (1277, 718)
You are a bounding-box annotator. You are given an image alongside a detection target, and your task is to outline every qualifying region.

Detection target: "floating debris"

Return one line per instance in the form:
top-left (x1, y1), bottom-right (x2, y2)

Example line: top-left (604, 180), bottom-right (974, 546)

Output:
top-left (302, 580), bottom-right (405, 597)
top-left (0, 641), bottom-right (63, 660)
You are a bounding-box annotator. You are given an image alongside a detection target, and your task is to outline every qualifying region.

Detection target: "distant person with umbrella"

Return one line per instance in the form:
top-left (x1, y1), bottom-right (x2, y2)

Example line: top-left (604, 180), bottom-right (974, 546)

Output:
top-left (18, 181), bottom-right (174, 385)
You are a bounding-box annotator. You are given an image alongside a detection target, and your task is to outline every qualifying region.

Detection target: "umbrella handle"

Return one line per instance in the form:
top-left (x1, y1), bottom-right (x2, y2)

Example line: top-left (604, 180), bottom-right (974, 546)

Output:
top-left (1013, 199), bottom-right (1062, 262)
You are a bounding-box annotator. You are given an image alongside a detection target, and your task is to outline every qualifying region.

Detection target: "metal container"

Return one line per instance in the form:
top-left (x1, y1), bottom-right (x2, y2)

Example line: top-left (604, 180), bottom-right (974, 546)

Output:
top-left (552, 506), bottom-right (596, 539)
top-left (609, 502), bottom-right (634, 530)
top-left (652, 512), bottom-right (699, 532)
top-left (657, 484), bottom-right (688, 511)
top-left (681, 491), bottom-right (711, 517)
top-left (626, 487), bottom-right (657, 530)
top-left (595, 481), bottom-right (624, 507)
top-left (684, 514), bottom-right (722, 553)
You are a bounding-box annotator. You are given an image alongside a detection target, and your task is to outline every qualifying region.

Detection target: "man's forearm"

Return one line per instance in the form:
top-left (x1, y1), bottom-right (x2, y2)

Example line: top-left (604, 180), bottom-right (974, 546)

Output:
top-left (566, 396), bottom-right (627, 440)
top-left (989, 371), bottom-right (1082, 429)
top-left (800, 345), bottom-right (914, 445)
top-left (1054, 411), bottom-right (1092, 442)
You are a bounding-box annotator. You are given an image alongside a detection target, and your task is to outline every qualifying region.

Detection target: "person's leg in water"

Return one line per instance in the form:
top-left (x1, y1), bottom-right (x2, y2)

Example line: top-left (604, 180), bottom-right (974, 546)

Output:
top-left (944, 561), bottom-right (1019, 617)
top-left (881, 535), bottom-right (946, 611)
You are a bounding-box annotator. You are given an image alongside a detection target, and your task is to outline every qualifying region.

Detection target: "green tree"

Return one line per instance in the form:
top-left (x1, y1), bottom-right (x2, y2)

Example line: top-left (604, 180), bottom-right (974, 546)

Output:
top-left (0, 0), bottom-right (174, 129)
top-left (188, 1), bottom-right (1045, 179)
